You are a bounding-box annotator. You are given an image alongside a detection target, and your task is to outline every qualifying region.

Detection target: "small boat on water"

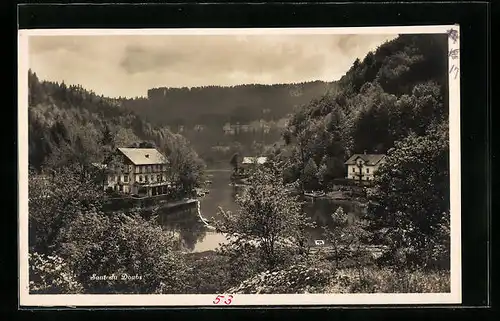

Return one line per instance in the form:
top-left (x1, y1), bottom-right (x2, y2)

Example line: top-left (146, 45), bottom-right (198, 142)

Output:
top-left (229, 183), bottom-right (248, 187)
top-left (195, 187), bottom-right (211, 198)
top-left (304, 191), bottom-right (326, 198)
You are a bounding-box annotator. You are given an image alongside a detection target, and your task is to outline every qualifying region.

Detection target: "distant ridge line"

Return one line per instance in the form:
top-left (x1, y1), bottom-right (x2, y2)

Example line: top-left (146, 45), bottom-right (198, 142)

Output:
top-left (148, 80), bottom-right (336, 92)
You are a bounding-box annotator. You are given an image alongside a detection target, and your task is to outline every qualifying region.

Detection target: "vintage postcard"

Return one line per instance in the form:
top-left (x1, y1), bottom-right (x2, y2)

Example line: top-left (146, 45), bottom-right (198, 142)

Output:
top-left (18, 25), bottom-right (461, 307)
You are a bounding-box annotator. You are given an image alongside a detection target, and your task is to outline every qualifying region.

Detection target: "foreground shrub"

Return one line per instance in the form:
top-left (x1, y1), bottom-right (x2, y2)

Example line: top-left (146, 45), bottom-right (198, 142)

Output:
top-left (367, 127), bottom-right (450, 270)
top-left (227, 260), bottom-right (333, 294)
top-left (29, 252), bottom-right (83, 294)
top-left (325, 267), bottom-right (450, 293)
top-left (58, 212), bottom-right (188, 294)
top-left (183, 252), bottom-right (236, 294)
top-left (214, 160), bottom-right (313, 272)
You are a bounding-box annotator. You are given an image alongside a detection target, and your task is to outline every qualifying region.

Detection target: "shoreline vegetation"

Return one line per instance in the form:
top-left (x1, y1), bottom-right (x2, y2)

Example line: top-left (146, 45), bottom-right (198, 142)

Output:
top-left (28, 33), bottom-right (450, 295)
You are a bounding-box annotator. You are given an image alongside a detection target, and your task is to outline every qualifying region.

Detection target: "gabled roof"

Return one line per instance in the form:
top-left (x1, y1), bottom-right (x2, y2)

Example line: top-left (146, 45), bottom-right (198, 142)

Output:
top-left (344, 154), bottom-right (386, 166)
top-left (117, 148), bottom-right (168, 165)
top-left (242, 156), bottom-right (268, 165)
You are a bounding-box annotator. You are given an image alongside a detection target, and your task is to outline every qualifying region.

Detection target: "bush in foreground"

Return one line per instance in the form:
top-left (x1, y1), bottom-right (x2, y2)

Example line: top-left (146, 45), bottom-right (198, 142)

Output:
top-left (226, 259), bottom-right (449, 294)
top-left (58, 212), bottom-right (188, 294)
top-left (325, 267), bottom-right (450, 293)
top-left (29, 252), bottom-right (83, 294)
top-left (227, 261), bottom-right (333, 294)
top-left (183, 252), bottom-right (236, 294)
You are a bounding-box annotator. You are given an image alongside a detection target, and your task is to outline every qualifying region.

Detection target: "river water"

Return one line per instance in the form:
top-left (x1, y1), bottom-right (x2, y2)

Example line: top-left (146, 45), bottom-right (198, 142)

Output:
top-left (158, 168), bottom-right (362, 253)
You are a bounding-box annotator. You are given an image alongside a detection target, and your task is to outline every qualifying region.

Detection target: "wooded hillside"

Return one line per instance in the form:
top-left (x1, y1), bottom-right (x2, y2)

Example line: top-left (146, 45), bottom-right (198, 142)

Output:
top-left (123, 81), bottom-right (337, 127)
top-left (279, 33), bottom-right (449, 189)
top-left (28, 70), bottom-right (195, 171)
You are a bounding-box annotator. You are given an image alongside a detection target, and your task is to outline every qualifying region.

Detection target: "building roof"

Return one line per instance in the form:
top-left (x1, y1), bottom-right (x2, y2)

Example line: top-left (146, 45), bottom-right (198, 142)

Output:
top-left (344, 154), bottom-right (386, 166)
top-left (242, 156), bottom-right (268, 165)
top-left (118, 148), bottom-right (168, 165)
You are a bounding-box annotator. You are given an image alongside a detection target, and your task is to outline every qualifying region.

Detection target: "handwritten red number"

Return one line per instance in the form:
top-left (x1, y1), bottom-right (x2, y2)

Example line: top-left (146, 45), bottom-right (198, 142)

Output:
top-left (213, 294), bottom-right (233, 305)
top-left (224, 295), bottom-right (233, 305)
top-left (213, 295), bottom-right (224, 304)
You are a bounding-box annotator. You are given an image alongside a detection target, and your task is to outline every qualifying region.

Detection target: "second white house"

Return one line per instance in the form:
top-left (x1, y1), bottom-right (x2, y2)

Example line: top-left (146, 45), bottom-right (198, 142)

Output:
top-left (344, 152), bottom-right (386, 181)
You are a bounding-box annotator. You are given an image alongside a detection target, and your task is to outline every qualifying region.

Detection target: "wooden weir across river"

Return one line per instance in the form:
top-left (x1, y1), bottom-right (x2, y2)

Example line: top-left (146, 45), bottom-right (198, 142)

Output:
top-left (103, 194), bottom-right (198, 212)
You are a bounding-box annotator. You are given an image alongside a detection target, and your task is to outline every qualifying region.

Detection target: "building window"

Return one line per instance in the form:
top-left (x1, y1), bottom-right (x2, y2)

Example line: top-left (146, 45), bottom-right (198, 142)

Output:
top-left (147, 166), bottom-right (151, 173)
top-left (162, 165), bottom-right (167, 171)
top-left (145, 175), bottom-right (149, 183)
top-left (124, 175), bottom-right (129, 183)
top-left (352, 167), bottom-right (355, 173)
top-left (141, 166), bottom-right (145, 173)
top-left (366, 168), bottom-right (370, 173)
top-left (135, 166), bottom-right (140, 174)
top-left (157, 174), bottom-right (161, 182)
top-left (140, 175), bottom-right (144, 182)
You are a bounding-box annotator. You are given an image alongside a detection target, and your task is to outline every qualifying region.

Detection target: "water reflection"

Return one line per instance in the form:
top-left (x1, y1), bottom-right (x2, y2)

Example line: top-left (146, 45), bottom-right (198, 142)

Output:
top-left (157, 168), bottom-right (364, 253)
top-left (157, 205), bottom-right (207, 252)
top-left (302, 198), bottom-right (360, 245)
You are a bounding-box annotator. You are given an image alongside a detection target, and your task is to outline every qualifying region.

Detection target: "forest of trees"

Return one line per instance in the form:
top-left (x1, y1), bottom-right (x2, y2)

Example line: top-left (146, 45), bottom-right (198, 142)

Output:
top-left (279, 33), bottom-right (449, 191)
top-left (123, 81), bottom-right (337, 127)
top-left (28, 69), bottom-right (205, 178)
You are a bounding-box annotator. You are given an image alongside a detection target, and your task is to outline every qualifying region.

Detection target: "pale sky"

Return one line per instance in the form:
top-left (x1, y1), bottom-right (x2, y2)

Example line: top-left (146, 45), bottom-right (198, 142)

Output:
top-left (29, 34), bottom-right (397, 98)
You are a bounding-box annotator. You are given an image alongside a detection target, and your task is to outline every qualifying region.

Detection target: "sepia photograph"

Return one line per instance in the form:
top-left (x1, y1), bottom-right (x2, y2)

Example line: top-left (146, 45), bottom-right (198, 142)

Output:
top-left (18, 26), bottom-right (461, 306)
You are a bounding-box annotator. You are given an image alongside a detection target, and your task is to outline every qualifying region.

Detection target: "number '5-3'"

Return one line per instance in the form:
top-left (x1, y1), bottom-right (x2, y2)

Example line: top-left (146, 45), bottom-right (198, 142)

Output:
top-left (213, 295), bottom-right (233, 305)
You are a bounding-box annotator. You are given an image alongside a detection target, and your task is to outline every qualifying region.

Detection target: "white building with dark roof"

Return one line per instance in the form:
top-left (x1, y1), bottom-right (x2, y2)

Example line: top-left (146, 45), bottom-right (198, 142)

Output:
top-left (97, 147), bottom-right (170, 197)
top-left (344, 152), bottom-right (386, 181)
top-left (242, 156), bottom-right (268, 165)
